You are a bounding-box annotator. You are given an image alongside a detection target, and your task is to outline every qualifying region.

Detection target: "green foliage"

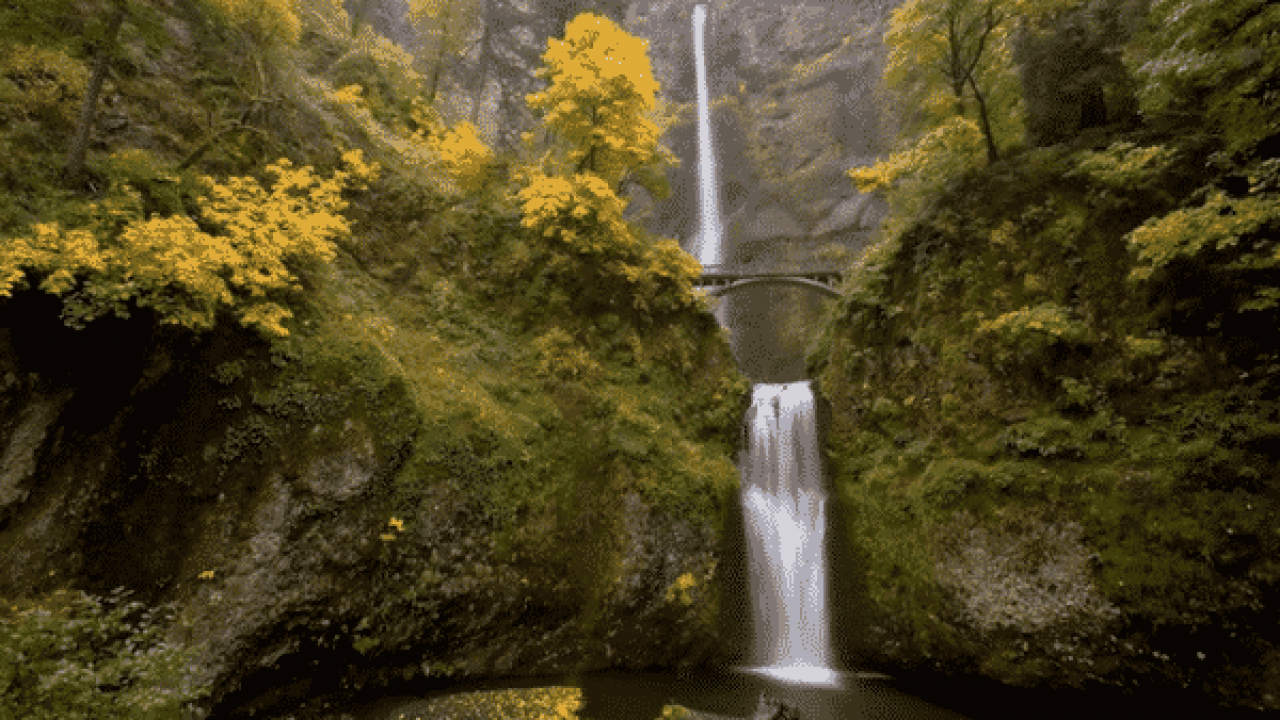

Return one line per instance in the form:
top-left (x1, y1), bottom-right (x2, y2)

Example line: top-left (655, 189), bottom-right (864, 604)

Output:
top-left (998, 410), bottom-right (1121, 460)
top-left (1126, 158), bottom-right (1280, 316)
top-left (532, 327), bottom-right (599, 383)
top-left (0, 151), bottom-right (379, 337)
top-left (0, 589), bottom-right (206, 719)
top-left (1127, 0), bottom-right (1280, 153)
top-left (813, 0), bottom-right (1280, 694)
top-left (881, 0), bottom-right (1030, 158)
top-left (1071, 141), bottom-right (1179, 191)
top-left (848, 117), bottom-right (986, 235)
top-left (916, 457), bottom-right (987, 508)
top-left (976, 303), bottom-right (1094, 365)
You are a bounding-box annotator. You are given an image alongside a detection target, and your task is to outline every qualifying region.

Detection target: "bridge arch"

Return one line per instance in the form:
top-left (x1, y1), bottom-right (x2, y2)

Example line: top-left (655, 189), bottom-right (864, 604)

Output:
top-left (696, 276), bottom-right (841, 297)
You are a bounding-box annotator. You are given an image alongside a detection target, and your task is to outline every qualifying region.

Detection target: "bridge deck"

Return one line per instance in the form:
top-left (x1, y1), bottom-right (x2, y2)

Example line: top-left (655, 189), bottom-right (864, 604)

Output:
top-left (692, 265), bottom-right (844, 294)
top-left (694, 265), bottom-right (843, 280)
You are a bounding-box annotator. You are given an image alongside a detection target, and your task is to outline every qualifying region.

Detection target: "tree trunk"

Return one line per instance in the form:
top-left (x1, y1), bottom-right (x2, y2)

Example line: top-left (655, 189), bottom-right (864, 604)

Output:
top-left (967, 74), bottom-right (999, 164)
top-left (425, 0), bottom-right (459, 105)
top-left (469, 25), bottom-right (492, 126)
top-left (349, 0), bottom-right (374, 37)
top-left (65, 2), bottom-right (126, 188)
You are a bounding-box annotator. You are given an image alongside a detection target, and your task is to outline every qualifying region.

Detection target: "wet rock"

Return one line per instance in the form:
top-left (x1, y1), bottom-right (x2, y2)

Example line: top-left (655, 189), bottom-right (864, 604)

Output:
top-left (751, 692), bottom-right (799, 720)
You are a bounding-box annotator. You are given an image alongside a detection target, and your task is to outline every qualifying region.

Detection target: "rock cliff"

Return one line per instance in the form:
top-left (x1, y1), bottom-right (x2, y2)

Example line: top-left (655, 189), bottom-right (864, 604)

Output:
top-left (0, 290), bottom-right (730, 717)
top-left (626, 0), bottom-right (894, 266)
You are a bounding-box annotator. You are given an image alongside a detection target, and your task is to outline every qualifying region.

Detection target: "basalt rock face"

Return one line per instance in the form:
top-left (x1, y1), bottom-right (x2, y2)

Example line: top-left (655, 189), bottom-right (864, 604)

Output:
top-left (624, 0), bottom-right (897, 267)
top-left (0, 300), bottom-right (721, 718)
top-left (621, 1), bottom-right (898, 383)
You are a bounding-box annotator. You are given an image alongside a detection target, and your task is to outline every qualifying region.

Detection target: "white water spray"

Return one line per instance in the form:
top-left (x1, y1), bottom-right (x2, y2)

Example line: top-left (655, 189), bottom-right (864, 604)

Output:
top-left (741, 382), bottom-right (837, 686)
top-left (692, 4), bottom-right (723, 266)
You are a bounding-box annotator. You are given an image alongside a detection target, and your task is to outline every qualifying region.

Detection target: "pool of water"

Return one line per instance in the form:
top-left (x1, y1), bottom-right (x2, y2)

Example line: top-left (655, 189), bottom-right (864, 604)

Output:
top-left (340, 666), bottom-right (1265, 720)
top-left (355, 668), bottom-right (967, 720)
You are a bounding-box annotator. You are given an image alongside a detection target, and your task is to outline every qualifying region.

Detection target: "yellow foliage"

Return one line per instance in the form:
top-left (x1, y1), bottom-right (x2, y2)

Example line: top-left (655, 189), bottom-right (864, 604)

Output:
top-left (848, 117), bottom-right (986, 194)
top-left (330, 83), bottom-right (366, 107)
top-left (511, 13), bottom-right (698, 314)
top-left (976, 303), bottom-right (1094, 361)
top-left (664, 571), bottom-right (698, 606)
top-left (1128, 190), bottom-right (1279, 281)
top-left (1126, 184), bottom-right (1280, 310)
top-left (526, 12), bottom-right (662, 187)
top-left (201, 0), bottom-right (302, 45)
top-left (1072, 142), bottom-right (1177, 189)
top-left (430, 121), bottom-right (494, 195)
top-left (0, 151), bottom-right (378, 336)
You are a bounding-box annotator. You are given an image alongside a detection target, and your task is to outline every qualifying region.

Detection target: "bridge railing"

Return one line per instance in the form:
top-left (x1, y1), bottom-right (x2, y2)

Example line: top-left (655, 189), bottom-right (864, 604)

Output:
top-left (696, 264), bottom-right (845, 278)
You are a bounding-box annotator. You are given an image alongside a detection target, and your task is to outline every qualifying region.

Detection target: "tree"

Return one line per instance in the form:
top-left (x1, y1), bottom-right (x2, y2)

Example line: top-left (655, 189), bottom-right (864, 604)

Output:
top-left (524, 12), bottom-right (667, 191)
top-left (406, 0), bottom-right (486, 105)
top-left (850, 0), bottom-right (1082, 230)
top-left (514, 12), bottom-right (696, 315)
top-left (64, 0), bottom-right (128, 187)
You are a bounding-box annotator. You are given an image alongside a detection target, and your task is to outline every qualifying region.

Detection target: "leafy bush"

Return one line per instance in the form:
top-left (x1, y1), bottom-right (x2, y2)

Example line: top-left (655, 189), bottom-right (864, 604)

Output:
top-left (976, 303), bottom-right (1094, 365)
top-left (916, 457), bottom-right (986, 508)
top-left (0, 43), bottom-right (88, 130)
top-left (201, 0), bottom-right (301, 46)
top-left (0, 150), bottom-right (379, 336)
top-left (1126, 162), bottom-right (1280, 315)
top-left (532, 327), bottom-right (599, 383)
top-left (0, 589), bottom-right (206, 720)
top-left (1127, 0), bottom-right (1280, 153)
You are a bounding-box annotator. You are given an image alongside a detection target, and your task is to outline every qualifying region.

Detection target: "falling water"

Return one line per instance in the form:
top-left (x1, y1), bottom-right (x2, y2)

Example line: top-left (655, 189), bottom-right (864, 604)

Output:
top-left (741, 381), bottom-right (837, 686)
top-left (692, 3), bottom-right (723, 266)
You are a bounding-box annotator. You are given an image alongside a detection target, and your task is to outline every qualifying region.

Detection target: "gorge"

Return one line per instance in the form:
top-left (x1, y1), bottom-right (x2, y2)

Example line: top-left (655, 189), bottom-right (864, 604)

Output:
top-left (0, 0), bottom-right (1277, 718)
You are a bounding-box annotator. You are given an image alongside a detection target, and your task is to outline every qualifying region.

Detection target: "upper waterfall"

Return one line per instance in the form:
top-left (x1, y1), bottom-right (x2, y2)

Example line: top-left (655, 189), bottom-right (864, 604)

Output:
top-left (692, 3), bottom-right (723, 266)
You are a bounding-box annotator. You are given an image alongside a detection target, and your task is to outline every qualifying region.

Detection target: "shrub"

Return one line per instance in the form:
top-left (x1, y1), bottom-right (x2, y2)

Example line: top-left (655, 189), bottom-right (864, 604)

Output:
top-left (0, 589), bottom-right (206, 720)
top-left (0, 150), bottom-right (379, 337)
top-left (916, 457), bottom-right (986, 508)
top-left (0, 44), bottom-right (88, 130)
top-left (201, 0), bottom-right (301, 46)
top-left (976, 303), bottom-right (1094, 365)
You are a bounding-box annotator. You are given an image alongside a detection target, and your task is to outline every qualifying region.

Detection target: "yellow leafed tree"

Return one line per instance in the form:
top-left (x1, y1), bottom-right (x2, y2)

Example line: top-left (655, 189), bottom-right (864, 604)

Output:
top-left (525, 12), bottom-right (664, 189)
top-left (514, 13), bottom-right (696, 315)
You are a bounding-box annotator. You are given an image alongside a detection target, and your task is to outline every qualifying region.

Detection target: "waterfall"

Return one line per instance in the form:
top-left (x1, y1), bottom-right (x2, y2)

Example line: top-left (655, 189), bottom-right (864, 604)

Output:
top-left (740, 381), bottom-right (837, 686)
top-left (692, 3), bottom-right (723, 266)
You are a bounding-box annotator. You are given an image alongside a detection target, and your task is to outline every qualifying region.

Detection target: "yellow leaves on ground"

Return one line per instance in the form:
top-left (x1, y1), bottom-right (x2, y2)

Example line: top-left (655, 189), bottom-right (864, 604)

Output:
top-left (0, 151), bottom-right (378, 337)
top-left (396, 687), bottom-right (582, 719)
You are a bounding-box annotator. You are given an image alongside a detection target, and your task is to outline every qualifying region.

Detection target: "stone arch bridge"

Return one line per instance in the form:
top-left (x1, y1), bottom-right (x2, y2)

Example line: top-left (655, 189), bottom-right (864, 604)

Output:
top-left (693, 263), bottom-right (843, 296)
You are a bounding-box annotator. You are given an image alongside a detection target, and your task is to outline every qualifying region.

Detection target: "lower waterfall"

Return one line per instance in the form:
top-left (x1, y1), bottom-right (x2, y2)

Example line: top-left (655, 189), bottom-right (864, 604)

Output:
top-left (740, 381), bottom-right (837, 686)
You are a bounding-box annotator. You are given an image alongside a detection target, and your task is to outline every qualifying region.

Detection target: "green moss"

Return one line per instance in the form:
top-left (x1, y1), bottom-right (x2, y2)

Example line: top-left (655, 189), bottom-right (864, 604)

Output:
top-left (814, 119), bottom-right (1280, 687)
